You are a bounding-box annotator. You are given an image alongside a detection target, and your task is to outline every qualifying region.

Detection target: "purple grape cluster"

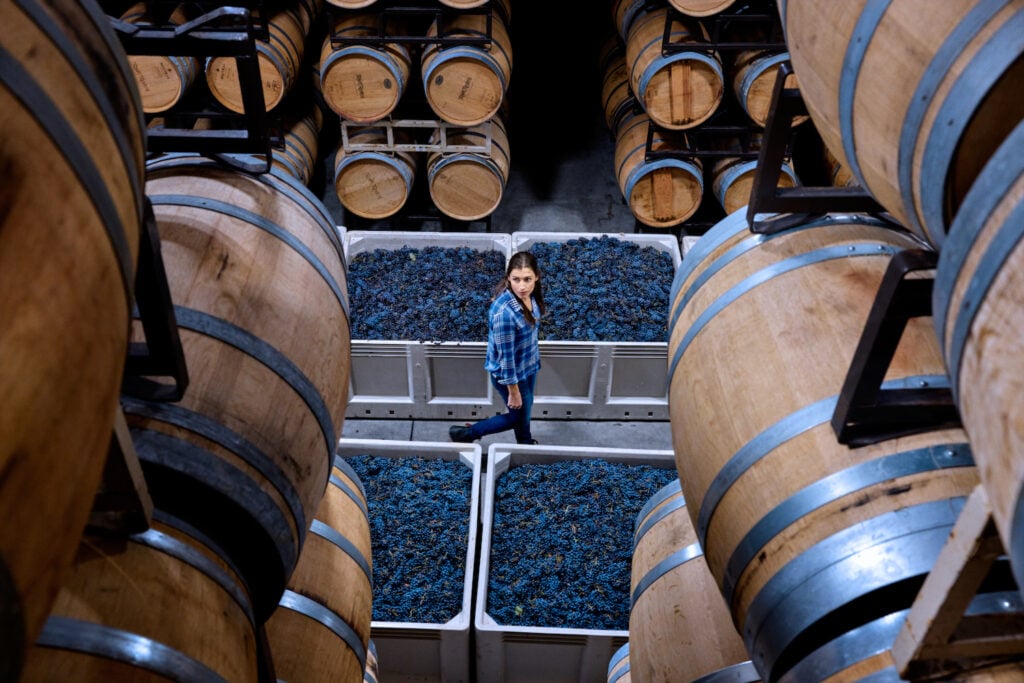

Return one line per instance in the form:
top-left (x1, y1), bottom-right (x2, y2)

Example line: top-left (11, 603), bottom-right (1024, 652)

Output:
top-left (529, 236), bottom-right (674, 342)
top-left (344, 454), bottom-right (472, 624)
top-left (486, 458), bottom-right (677, 630)
top-left (348, 245), bottom-right (505, 341)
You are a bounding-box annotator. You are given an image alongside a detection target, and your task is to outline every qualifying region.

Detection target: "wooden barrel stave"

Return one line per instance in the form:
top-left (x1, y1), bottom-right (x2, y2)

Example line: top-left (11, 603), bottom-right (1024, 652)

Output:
top-left (668, 211), bottom-right (977, 680)
top-left (630, 479), bottom-right (750, 682)
top-left (607, 641), bottom-right (631, 682)
top-left (626, 7), bottom-right (724, 130)
top-left (130, 159), bottom-right (350, 619)
top-left (730, 50), bottom-right (807, 128)
top-left (421, 7), bottom-right (513, 127)
top-left (206, 1), bottom-right (320, 113)
top-left (120, 2), bottom-right (200, 113)
top-left (783, 0), bottom-right (1024, 248)
top-left (600, 36), bottom-right (636, 136)
top-left (670, 0), bottom-right (737, 18)
top-left (614, 111), bottom-right (703, 228)
top-left (334, 127), bottom-right (417, 219)
top-left (320, 13), bottom-right (412, 124)
top-left (0, 0), bottom-right (145, 674)
top-left (272, 104), bottom-right (324, 186)
top-left (22, 514), bottom-right (259, 682)
top-left (933, 119), bottom-right (1024, 590)
top-left (711, 156), bottom-right (797, 215)
top-left (427, 116), bottom-right (511, 221)
top-left (266, 456), bottom-right (374, 682)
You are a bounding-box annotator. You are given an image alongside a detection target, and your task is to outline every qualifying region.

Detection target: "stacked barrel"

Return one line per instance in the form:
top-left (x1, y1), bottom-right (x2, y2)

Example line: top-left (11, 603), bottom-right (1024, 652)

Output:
top-left (0, 1), bottom-right (146, 678)
top-left (7, 1), bottom-right (371, 680)
top-left (123, 0), bottom-right (329, 192)
top-left (21, 148), bottom-right (364, 680)
top-left (322, 0), bottom-right (513, 223)
top-left (605, 0), bottom-right (802, 231)
top-left (784, 0), bottom-right (1024, 604)
top-left (626, 479), bottom-right (757, 681)
top-left (205, 0), bottom-right (324, 114)
top-left (667, 1), bottom-right (1024, 681)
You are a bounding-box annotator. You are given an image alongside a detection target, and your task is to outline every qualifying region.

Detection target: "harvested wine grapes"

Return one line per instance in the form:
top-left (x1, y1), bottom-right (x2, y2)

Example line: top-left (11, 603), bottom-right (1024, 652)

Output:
top-left (528, 235), bottom-right (674, 342)
top-left (345, 454), bottom-right (473, 624)
top-left (486, 457), bottom-right (677, 630)
top-left (348, 245), bottom-right (505, 341)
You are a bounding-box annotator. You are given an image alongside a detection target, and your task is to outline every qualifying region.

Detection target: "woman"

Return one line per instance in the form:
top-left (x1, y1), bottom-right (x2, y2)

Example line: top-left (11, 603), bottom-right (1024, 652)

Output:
top-left (450, 251), bottom-right (546, 445)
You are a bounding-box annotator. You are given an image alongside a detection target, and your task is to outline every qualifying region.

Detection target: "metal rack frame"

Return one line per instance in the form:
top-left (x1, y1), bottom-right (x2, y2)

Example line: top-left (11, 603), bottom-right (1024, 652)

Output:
top-left (745, 60), bottom-right (888, 233)
top-left (340, 117), bottom-right (493, 154)
top-left (108, 1), bottom-right (275, 160)
top-left (830, 248), bottom-right (961, 447)
top-left (122, 197), bottom-right (189, 403)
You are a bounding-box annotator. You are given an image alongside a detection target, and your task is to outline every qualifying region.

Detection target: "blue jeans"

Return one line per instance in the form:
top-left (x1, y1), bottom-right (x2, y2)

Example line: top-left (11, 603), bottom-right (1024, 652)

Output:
top-left (468, 372), bottom-right (537, 444)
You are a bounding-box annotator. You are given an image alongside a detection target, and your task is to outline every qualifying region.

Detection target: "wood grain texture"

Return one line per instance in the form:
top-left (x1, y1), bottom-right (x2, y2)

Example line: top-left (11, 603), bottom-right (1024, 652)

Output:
top-left (668, 212), bottom-right (976, 678)
top-left (626, 7), bottom-right (723, 130)
top-left (421, 6), bottom-right (513, 127)
top-left (320, 13), bottom-right (412, 124)
top-left (132, 160), bottom-right (350, 617)
top-left (615, 112), bottom-right (703, 228)
top-left (427, 116), bottom-right (511, 221)
top-left (266, 458), bottom-right (373, 683)
top-left (629, 482), bottom-right (749, 682)
top-left (22, 518), bottom-right (259, 682)
top-left (0, 0), bottom-right (144, 669)
top-left (784, 0), bottom-right (1024, 247)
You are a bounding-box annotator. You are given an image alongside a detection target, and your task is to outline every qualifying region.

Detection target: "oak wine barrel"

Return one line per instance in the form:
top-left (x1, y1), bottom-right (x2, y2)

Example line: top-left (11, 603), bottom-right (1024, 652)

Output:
top-left (206, 0), bottom-right (321, 113)
top-left (266, 455), bottom-right (373, 683)
top-left (320, 12), bottom-right (412, 124)
top-left (933, 119), bottom-right (1024, 592)
top-left (607, 641), bottom-right (631, 682)
top-left (365, 639), bottom-right (380, 682)
top-left (630, 479), bottom-right (750, 682)
top-left (730, 50), bottom-right (806, 128)
top-left (670, 0), bottom-right (737, 19)
top-left (668, 209), bottom-right (978, 680)
top-left (615, 111), bottom-right (703, 228)
top-left (427, 115), bottom-right (511, 221)
top-left (120, 2), bottom-right (200, 113)
top-left (23, 513), bottom-right (259, 682)
top-left (0, 0), bottom-right (145, 676)
top-left (782, 0), bottom-right (1024, 248)
top-left (600, 35), bottom-right (636, 136)
top-left (126, 155), bottom-right (351, 620)
top-left (711, 156), bottom-right (797, 215)
top-left (421, 1), bottom-right (513, 127)
top-left (334, 126), bottom-right (418, 219)
top-left (626, 7), bottom-right (724, 130)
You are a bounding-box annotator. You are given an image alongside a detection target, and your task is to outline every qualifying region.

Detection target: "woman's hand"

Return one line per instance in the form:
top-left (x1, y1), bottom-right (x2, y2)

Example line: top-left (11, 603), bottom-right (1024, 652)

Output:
top-left (507, 384), bottom-right (523, 409)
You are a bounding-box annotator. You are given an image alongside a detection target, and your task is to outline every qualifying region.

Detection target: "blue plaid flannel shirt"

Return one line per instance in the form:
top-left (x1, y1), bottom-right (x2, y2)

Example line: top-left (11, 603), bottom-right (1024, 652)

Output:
top-left (484, 289), bottom-right (540, 385)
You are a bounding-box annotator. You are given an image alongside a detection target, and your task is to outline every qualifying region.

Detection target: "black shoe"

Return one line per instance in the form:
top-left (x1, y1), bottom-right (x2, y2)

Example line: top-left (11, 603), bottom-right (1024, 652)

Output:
top-left (519, 439), bottom-right (539, 445)
top-left (449, 424), bottom-right (474, 443)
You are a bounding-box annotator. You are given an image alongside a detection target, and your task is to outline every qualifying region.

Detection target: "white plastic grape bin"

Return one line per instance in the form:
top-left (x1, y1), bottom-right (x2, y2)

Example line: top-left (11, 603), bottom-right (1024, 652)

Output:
top-left (511, 232), bottom-right (681, 421)
top-left (475, 443), bottom-right (677, 683)
top-left (343, 230), bottom-right (513, 420)
top-left (334, 438), bottom-right (483, 683)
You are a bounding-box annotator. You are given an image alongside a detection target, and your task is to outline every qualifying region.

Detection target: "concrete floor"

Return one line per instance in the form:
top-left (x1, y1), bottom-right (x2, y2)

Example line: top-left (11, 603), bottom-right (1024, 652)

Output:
top-left (341, 416), bottom-right (674, 451)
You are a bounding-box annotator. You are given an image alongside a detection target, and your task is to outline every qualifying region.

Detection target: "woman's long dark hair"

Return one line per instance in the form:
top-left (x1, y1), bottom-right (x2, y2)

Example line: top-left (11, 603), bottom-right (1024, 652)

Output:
top-left (496, 251), bottom-right (546, 325)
